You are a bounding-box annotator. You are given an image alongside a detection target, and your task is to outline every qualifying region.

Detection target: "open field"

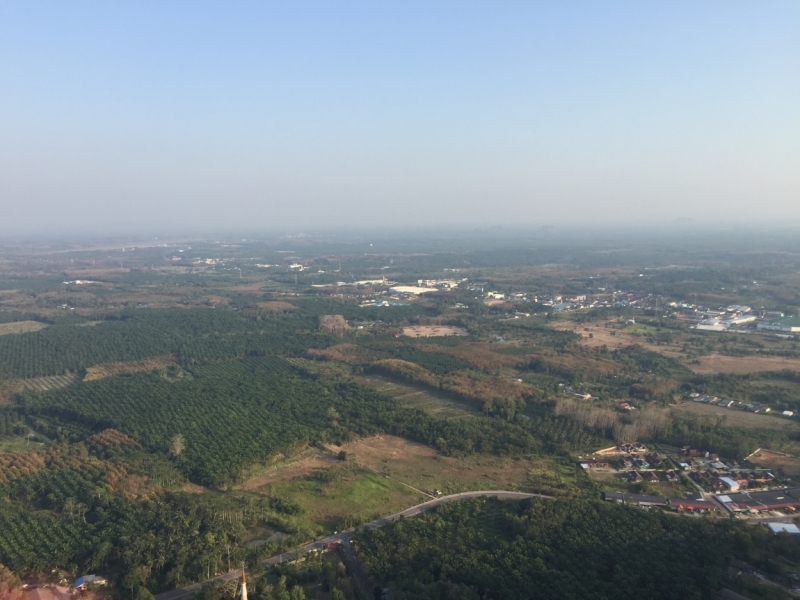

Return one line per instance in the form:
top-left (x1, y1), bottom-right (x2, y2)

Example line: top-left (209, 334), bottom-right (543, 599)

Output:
top-left (268, 466), bottom-right (422, 533)
top-left (236, 448), bottom-right (339, 491)
top-left (403, 325), bottom-right (468, 337)
top-left (356, 374), bottom-right (478, 419)
top-left (333, 435), bottom-right (544, 496)
top-left (689, 353), bottom-right (800, 375)
top-left (747, 449), bottom-right (800, 477)
top-left (554, 319), bottom-right (800, 374)
top-left (672, 401), bottom-right (800, 432)
top-left (0, 321), bottom-right (48, 335)
top-left (0, 436), bottom-right (48, 454)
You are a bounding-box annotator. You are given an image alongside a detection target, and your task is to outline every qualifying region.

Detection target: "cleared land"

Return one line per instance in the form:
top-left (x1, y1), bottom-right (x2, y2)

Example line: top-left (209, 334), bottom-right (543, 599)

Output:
top-left (83, 355), bottom-right (176, 381)
top-left (554, 319), bottom-right (800, 374)
top-left (0, 321), bottom-right (47, 335)
top-left (20, 373), bottom-right (80, 392)
top-left (403, 325), bottom-right (468, 337)
top-left (689, 353), bottom-right (800, 375)
top-left (356, 374), bottom-right (478, 419)
top-left (748, 449), bottom-right (800, 477)
top-left (672, 401), bottom-right (800, 432)
top-left (332, 435), bottom-right (543, 496)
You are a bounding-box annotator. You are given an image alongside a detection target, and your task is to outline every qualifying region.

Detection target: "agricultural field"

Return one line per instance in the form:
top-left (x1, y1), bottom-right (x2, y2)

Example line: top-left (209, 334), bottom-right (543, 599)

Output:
top-left (672, 401), bottom-right (800, 432)
top-left (555, 318), bottom-right (800, 375)
top-left (356, 374), bottom-right (478, 419)
top-left (1, 232), bottom-right (800, 599)
top-left (0, 321), bottom-right (47, 336)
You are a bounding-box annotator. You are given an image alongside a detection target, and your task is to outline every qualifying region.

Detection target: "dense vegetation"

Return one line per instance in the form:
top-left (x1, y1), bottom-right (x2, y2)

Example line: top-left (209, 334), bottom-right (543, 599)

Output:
top-left (355, 497), bottom-right (799, 600)
top-left (21, 357), bottom-right (537, 485)
top-left (0, 309), bottom-right (332, 379)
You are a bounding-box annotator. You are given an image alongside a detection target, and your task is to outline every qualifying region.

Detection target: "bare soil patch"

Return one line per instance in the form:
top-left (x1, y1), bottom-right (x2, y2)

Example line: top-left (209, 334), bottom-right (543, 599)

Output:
top-left (672, 402), bottom-right (800, 432)
top-left (403, 325), bottom-right (468, 338)
top-left (748, 449), bottom-right (800, 477)
top-left (0, 321), bottom-right (47, 336)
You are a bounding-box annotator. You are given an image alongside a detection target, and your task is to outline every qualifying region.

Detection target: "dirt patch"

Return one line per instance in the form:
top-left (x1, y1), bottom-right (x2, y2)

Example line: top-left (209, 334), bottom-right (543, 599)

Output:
top-left (0, 321), bottom-right (48, 336)
top-left (552, 321), bottom-right (633, 350)
top-left (257, 301), bottom-right (297, 311)
top-left (689, 353), bottom-right (800, 375)
top-left (748, 449), bottom-right (800, 477)
top-left (235, 453), bottom-right (338, 491)
top-left (672, 402), bottom-right (800, 432)
top-left (403, 325), bottom-right (468, 337)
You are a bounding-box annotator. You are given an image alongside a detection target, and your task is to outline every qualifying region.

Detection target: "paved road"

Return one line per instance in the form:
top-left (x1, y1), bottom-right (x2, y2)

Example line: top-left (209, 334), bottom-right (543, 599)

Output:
top-left (155, 490), bottom-right (547, 600)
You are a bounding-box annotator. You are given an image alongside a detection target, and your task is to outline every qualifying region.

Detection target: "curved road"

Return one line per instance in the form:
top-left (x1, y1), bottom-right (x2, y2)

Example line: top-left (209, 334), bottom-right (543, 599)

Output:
top-left (155, 490), bottom-right (548, 600)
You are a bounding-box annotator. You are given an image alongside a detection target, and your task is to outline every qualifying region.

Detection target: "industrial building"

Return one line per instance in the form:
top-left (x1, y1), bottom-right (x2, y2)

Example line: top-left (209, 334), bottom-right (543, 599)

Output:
top-left (757, 317), bottom-right (800, 333)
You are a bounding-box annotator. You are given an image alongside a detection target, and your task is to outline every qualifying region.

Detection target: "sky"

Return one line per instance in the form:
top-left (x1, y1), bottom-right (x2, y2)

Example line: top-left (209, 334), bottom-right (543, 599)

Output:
top-left (1, 1), bottom-right (798, 234)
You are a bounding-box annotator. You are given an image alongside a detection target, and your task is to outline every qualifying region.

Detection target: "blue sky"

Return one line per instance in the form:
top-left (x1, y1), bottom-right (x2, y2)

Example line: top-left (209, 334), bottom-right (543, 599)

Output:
top-left (1, 1), bottom-right (798, 233)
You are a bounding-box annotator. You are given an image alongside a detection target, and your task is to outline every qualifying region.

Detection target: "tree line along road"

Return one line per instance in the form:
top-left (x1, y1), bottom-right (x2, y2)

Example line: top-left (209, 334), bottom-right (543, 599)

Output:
top-left (154, 490), bottom-right (550, 600)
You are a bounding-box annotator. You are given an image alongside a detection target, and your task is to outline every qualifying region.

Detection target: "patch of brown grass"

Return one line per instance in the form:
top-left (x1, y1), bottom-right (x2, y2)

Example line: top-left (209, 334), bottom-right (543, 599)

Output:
top-left (689, 353), bottom-right (800, 375)
top-left (257, 301), bottom-right (297, 311)
top-left (83, 355), bottom-right (175, 381)
top-left (307, 343), bottom-right (373, 364)
top-left (423, 343), bottom-right (522, 369)
top-left (0, 321), bottom-right (48, 336)
top-left (236, 454), bottom-right (338, 491)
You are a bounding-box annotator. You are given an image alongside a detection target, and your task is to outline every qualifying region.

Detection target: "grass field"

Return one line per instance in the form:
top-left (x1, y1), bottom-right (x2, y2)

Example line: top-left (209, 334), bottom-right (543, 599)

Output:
top-left (672, 401), bottom-right (800, 432)
top-left (356, 374), bottom-right (478, 419)
top-left (335, 435), bottom-right (551, 496)
top-left (268, 466), bottom-right (422, 534)
top-left (0, 321), bottom-right (47, 336)
top-left (0, 435), bottom-right (47, 455)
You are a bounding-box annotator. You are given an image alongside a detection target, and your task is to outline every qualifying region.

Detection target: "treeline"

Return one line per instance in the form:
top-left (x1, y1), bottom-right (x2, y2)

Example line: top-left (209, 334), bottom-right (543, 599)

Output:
top-left (355, 497), bottom-right (798, 600)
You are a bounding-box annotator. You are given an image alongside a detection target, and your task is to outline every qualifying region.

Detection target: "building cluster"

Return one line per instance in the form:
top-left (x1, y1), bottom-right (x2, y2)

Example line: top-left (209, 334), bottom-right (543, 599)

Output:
top-left (604, 492), bottom-right (716, 513)
top-left (688, 393), bottom-right (794, 417)
top-left (717, 487), bottom-right (800, 515)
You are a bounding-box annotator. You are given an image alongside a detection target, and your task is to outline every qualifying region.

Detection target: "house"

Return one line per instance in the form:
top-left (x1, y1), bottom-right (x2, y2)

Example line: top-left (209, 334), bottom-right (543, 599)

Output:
top-left (75, 576), bottom-right (107, 590)
top-left (644, 472), bottom-right (659, 482)
top-left (718, 477), bottom-right (740, 492)
top-left (629, 471), bottom-right (644, 482)
top-left (783, 411), bottom-right (795, 417)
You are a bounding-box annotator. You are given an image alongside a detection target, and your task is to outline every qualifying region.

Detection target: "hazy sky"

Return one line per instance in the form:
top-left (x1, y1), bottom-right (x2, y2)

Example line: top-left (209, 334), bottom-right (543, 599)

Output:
top-left (1, 2), bottom-right (798, 233)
